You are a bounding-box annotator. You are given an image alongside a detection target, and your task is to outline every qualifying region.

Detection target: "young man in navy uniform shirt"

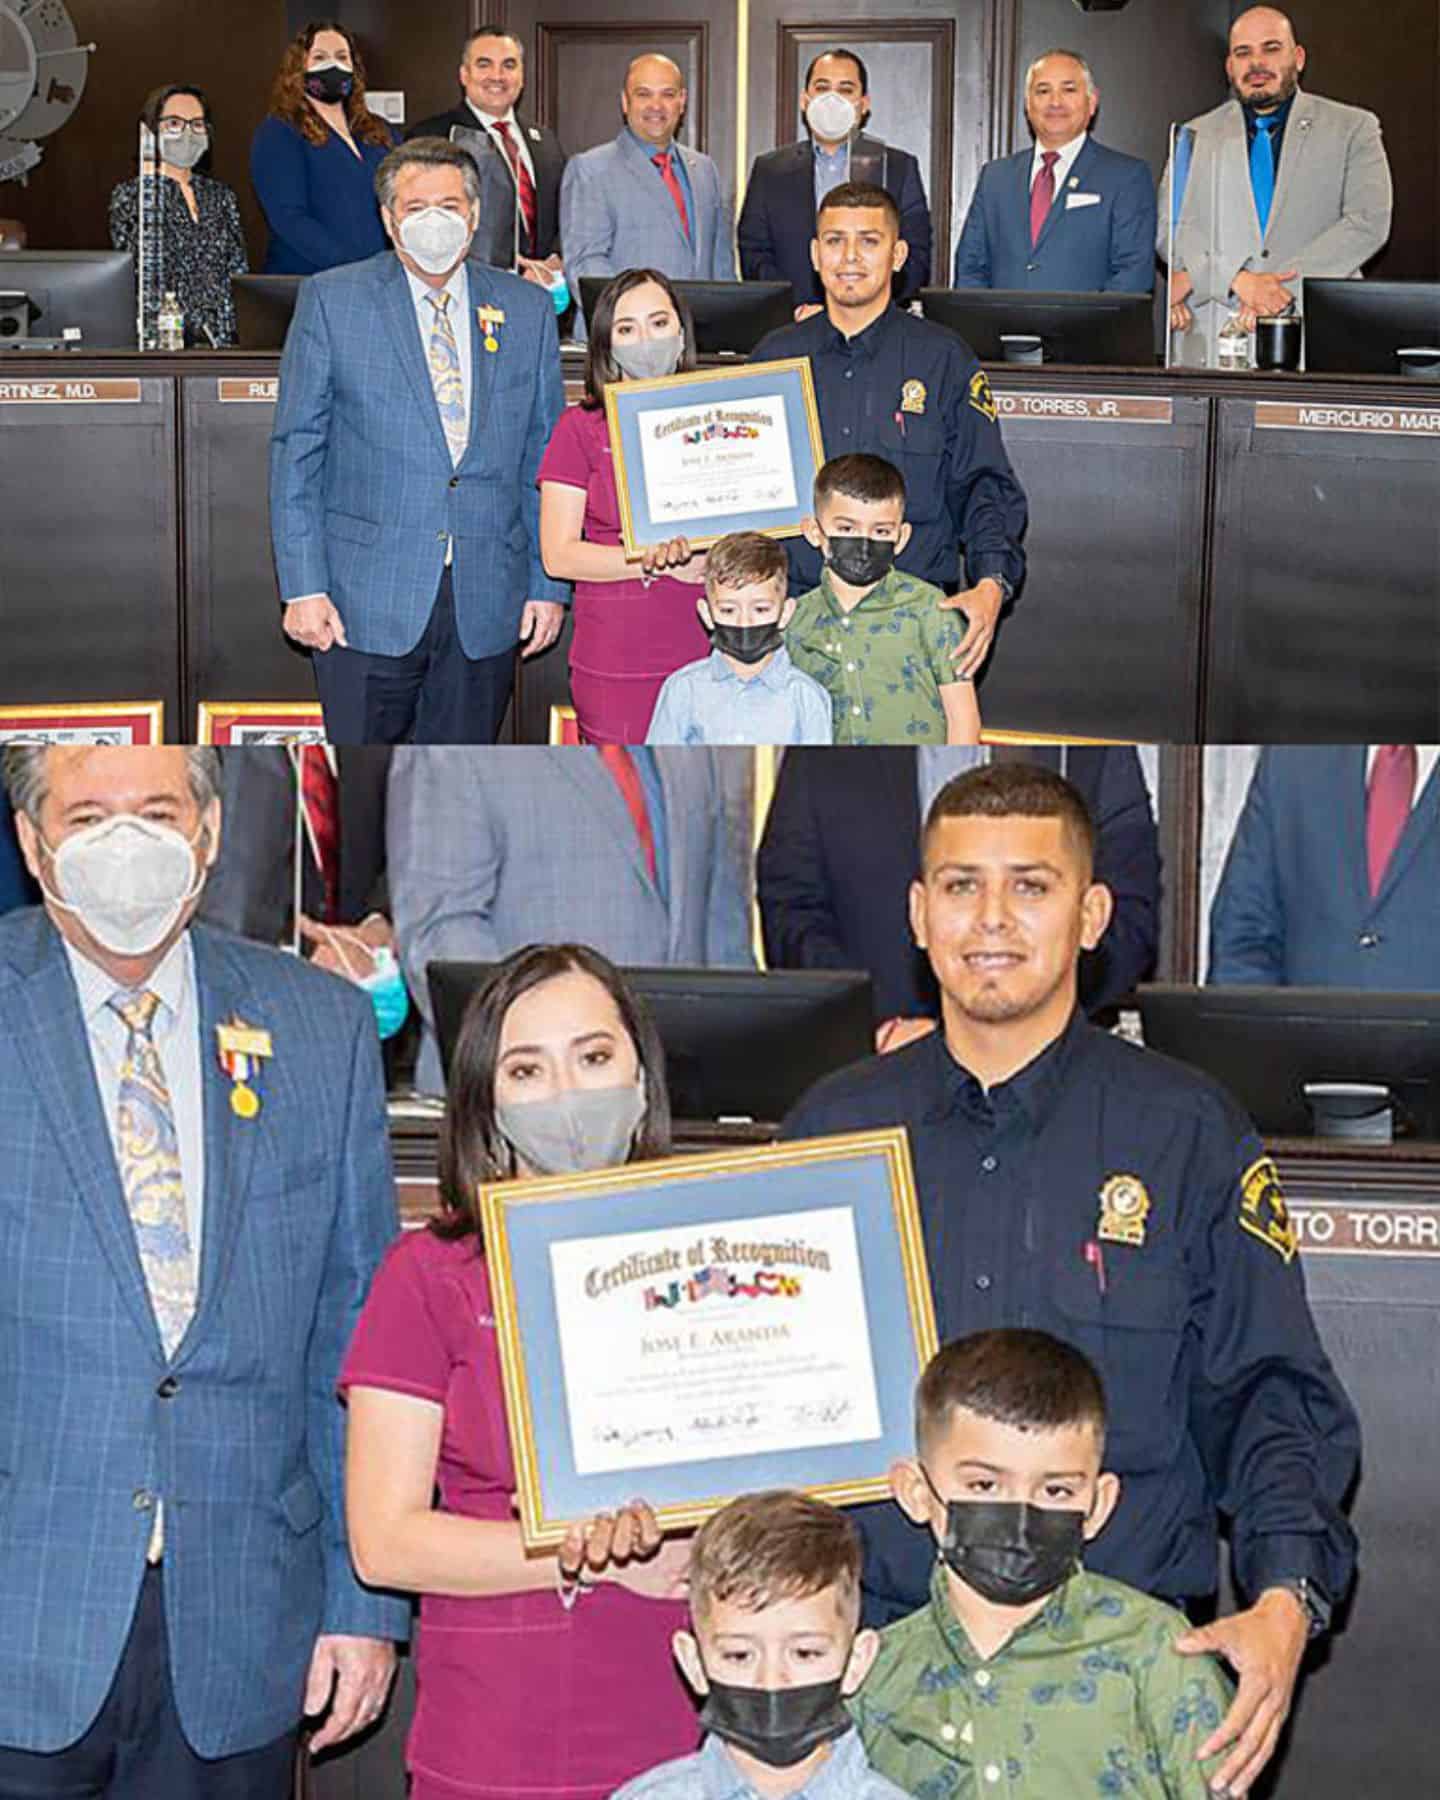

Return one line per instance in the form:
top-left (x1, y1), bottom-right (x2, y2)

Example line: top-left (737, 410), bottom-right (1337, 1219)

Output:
top-left (752, 182), bottom-right (1027, 678)
top-left (783, 762), bottom-right (1357, 1799)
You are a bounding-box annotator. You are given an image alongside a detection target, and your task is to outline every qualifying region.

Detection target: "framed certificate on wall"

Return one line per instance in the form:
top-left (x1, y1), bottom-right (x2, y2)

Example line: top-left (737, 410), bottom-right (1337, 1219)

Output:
top-left (0, 702), bottom-right (164, 744)
top-left (480, 1128), bottom-right (936, 1548)
top-left (197, 702), bottom-right (326, 745)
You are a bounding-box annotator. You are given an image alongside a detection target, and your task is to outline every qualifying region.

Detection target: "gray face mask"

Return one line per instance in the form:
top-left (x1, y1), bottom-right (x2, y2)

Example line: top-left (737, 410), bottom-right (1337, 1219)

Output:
top-left (159, 130), bottom-right (209, 170)
top-left (496, 1078), bottom-right (646, 1177)
top-left (612, 334), bottom-right (683, 381)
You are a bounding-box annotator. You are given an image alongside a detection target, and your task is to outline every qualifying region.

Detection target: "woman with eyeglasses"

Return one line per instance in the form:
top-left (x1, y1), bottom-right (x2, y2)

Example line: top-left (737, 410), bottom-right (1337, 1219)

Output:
top-left (108, 84), bottom-right (249, 347)
top-left (250, 18), bottom-right (393, 274)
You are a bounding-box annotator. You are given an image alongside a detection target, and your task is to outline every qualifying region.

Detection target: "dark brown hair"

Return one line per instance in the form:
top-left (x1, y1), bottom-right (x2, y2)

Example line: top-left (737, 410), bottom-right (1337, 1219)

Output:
top-left (804, 47), bottom-right (870, 93)
top-left (268, 20), bottom-right (391, 149)
top-left (916, 1330), bottom-right (1107, 1456)
top-left (689, 1490), bottom-right (862, 1627)
top-left (814, 452), bottom-right (906, 513)
top-left (815, 180), bottom-right (900, 234)
top-left (922, 762), bottom-right (1097, 874)
top-left (705, 531), bottom-right (789, 597)
top-left (581, 268), bottom-right (698, 408)
top-left (434, 943), bottom-right (672, 1241)
top-left (462, 24), bottom-right (523, 61)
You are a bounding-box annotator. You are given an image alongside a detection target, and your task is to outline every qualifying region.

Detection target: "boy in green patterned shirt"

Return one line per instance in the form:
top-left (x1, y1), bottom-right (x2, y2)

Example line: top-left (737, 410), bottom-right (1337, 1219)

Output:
top-left (787, 455), bottom-right (981, 746)
top-left (851, 1331), bottom-right (1232, 1799)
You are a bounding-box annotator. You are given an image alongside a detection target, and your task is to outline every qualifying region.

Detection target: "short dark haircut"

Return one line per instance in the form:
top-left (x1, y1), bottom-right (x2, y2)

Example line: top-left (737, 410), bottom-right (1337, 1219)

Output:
top-left (705, 531), bottom-right (789, 597)
top-left (580, 267), bottom-right (698, 409)
top-left (815, 180), bottom-right (900, 234)
top-left (435, 943), bottom-right (672, 1240)
top-left (689, 1491), bottom-right (862, 1627)
top-left (804, 46), bottom-right (870, 94)
top-left (916, 1330), bottom-right (1108, 1456)
top-left (922, 762), bottom-right (1098, 875)
top-left (140, 84), bottom-right (214, 169)
top-left (813, 452), bottom-right (906, 514)
top-left (462, 24), bottom-right (523, 59)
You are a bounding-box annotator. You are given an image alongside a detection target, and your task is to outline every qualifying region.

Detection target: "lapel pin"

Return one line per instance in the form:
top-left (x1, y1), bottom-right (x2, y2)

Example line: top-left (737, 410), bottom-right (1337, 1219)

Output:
top-left (1069, 175), bottom-right (1079, 188)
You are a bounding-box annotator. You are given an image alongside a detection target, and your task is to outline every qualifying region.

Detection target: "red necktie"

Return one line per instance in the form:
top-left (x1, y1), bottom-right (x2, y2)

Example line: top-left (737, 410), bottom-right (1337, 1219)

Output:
top-left (1030, 150), bottom-right (1059, 249)
top-left (299, 745), bottom-right (342, 923)
top-left (652, 149), bottom-right (690, 241)
top-left (1365, 744), bottom-right (1417, 896)
top-left (599, 747), bottom-right (657, 883)
top-left (493, 118), bottom-right (537, 255)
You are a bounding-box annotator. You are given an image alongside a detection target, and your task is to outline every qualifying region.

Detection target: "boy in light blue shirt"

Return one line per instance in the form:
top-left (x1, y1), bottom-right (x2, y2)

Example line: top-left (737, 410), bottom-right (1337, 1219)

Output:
top-left (612, 1491), bottom-right (905, 1800)
top-left (646, 532), bottom-right (833, 746)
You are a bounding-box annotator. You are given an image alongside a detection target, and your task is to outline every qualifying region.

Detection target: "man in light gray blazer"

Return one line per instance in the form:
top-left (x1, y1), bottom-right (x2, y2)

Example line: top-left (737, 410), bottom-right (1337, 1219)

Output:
top-left (1158, 6), bottom-right (1392, 368)
top-left (560, 52), bottom-right (734, 338)
top-left (389, 747), bottom-right (754, 1090)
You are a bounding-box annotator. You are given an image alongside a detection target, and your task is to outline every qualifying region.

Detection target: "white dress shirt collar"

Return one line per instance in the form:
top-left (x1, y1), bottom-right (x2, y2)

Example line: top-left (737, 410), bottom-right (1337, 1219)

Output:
top-left (1030, 131), bottom-right (1089, 192)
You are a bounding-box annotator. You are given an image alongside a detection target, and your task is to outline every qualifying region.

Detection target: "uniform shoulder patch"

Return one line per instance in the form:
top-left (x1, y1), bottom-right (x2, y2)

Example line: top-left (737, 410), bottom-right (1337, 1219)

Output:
top-left (967, 368), bottom-right (997, 422)
top-left (1239, 1155), bottom-right (1297, 1264)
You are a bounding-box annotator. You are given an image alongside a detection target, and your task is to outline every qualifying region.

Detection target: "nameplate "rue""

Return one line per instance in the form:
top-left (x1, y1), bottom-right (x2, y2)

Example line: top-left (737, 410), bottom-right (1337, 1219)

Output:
top-left (217, 378), bottom-right (279, 403)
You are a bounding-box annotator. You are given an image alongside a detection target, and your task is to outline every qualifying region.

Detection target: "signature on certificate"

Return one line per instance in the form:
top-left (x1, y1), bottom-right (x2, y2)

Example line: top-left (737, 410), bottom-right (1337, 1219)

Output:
top-left (690, 1403), bottom-right (762, 1435)
top-left (595, 1422), bottom-right (676, 1451)
top-left (788, 1395), bottom-right (854, 1430)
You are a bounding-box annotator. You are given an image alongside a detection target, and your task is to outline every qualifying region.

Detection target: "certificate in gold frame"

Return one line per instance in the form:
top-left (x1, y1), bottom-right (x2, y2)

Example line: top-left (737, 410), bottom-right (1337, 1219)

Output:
top-left (604, 357), bottom-right (826, 558)
top-left (480, 1128), bottom-right (937, 1550)
top-left (196, 702), bottom-right (326, 745)
top-left (0, 701), bottom-right (164, 744)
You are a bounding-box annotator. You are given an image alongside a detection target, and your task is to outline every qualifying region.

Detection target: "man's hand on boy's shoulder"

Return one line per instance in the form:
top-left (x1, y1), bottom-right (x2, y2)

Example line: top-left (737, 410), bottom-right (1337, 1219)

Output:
top-left (938, 578), bottom-right (1003, 678)
top-left (1174, 1588), bottom-right (1309, 1796)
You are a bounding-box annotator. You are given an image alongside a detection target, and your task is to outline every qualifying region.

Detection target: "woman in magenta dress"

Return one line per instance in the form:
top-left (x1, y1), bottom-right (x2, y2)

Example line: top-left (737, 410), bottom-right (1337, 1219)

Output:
top-left (341, 944), bottom-right (698, 1800)
top-left (539, 270), bottom-right (711, 744)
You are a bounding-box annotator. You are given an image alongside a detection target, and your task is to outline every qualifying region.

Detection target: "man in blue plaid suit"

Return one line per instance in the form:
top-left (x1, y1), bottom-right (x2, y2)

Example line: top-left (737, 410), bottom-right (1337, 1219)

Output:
top-left (271, 137), bottom-right (567, 744)
top-left (0, 745), bottom-right (407, 1798)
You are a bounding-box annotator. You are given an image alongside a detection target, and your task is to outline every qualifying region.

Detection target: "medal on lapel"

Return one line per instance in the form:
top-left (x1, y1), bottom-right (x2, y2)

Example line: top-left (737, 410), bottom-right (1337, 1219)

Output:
top-left (477, 304), bottom-right (506, 353)
top-left (216, 1018), bottom-right (273, 1120)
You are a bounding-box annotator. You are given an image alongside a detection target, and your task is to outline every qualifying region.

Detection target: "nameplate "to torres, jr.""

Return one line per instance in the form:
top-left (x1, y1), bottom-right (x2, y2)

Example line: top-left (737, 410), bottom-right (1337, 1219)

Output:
top-left (1291, 1200), bottom-right (1440, 1257)
top-left (0, 378), bottom-right (143, 404)
top-left (995, 393), bottom-right (1174, 425)
top-left (217, 378), bottom-right (279, 403)
top-left (1254, 401), bottom-right (1440, 437)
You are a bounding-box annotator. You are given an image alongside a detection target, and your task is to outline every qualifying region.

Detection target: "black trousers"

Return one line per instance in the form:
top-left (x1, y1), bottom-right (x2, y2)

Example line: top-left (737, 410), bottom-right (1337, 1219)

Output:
top-left (312, 567), bottom-right (516, 744)
top-left (0, 1568), bottom-right (296, 1800)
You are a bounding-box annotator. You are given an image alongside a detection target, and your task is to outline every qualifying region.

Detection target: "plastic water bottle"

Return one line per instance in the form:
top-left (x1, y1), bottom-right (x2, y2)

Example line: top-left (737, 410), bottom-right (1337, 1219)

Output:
top-left (1216, 309), bottom-right (1252, 372)
top-left (157, 291), bottom-right (184, 351)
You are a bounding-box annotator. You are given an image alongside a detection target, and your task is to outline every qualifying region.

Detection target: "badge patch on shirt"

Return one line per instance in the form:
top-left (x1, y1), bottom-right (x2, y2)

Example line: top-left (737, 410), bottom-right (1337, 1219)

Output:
top-left (901, 378), bottom-right (927, 415)
top-left (967, 369), bottom-right (997, 422)
top-left (1239, 1156), bottom-right (1296, 1263)
top-left (1097, 1174), bottom-right (1150, 1247)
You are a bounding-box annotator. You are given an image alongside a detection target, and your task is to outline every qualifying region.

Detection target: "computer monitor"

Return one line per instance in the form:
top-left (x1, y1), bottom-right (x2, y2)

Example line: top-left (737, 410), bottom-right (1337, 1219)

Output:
top-left (1137, 985), bottom-right (1440, 1140)
top-left (0, 251), bottom-right (136, 349)
top-left (427, 962), bottom-right (874, 1123)
top-left (232, 274), bottom-right (305, 351)
top-left (579, 279), bottom-right (795, 356)
top-left (1302, 280), bottom-right (1440, 376)
top-left (919, 288), bottom-right (1156, 367)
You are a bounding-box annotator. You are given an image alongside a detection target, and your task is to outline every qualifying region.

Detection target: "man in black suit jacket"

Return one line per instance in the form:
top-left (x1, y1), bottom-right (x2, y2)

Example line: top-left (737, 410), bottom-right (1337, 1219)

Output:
top-left (739, 47), bottom-right (932, 310)
top-left (409, 25), bottom-right (566, 279)
top-left (758, 747), bottom-right (1160, 1036)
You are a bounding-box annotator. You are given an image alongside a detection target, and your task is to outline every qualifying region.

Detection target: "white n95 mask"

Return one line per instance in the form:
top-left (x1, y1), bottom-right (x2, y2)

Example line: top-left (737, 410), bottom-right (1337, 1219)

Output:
top-left (806, 92), bottom-right (859, 141)
top-left (43, 816), bottom-right (208, 957)
top-left (399, 206), bottom-right (473, 275)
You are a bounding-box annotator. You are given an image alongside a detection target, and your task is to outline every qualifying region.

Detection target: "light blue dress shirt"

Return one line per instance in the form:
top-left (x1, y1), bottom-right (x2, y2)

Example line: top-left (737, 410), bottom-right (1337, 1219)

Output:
top-left (813, 141), bottom-right (851, 211)
top-left (646, 647), bottom-right (834, 746)
top-left (64, 930), bottom-right (206, 1255)
top-left (615, 1727), bottom-right (910, 1800)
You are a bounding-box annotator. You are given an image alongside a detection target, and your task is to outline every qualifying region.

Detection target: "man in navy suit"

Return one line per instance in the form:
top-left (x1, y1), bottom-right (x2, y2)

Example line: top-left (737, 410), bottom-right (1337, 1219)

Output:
top-left (270, 138), bottom-right (566, 745)
top-left (953, 49), bottom-right (1156, 292)
top-left (0, 745), bottom-right (406, 1798)
top-left (758, 746), bottom-right (1160, 1046)
top-left (1209, 745), bottom-right (1440, 987)
top-left (739, 47), bottom-right (932, 310)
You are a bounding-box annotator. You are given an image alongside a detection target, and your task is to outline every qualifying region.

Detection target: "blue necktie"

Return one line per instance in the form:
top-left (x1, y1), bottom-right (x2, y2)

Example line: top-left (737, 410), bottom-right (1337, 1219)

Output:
top-left (1250, 114), bottom-right (1279, 234)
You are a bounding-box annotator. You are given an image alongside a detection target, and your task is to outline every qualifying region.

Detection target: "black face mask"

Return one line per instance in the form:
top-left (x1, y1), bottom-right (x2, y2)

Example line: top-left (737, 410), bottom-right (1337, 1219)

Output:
top-left (925, 1470), bottom-right (1085, 1607)
top-left (304, 65), bottom-right (354, 104)
top-left (709, 618), bottom-right (786, 665)
top-left (699, 1677), bottom-right (852, 1769)
top-left (823, 533), bottom-right (896, 588)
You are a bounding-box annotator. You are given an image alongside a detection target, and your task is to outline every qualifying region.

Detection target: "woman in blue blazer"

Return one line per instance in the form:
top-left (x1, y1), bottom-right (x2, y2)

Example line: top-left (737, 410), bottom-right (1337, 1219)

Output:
top-left (251, 19), bottom-right (393, 274)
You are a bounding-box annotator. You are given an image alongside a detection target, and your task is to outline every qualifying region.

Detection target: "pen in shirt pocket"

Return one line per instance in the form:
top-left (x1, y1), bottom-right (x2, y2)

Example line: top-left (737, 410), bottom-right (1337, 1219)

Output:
top-left (893, 410), bottom-right (907, 439)
top-left (1084, 1238), bottom-right (1107, 1295)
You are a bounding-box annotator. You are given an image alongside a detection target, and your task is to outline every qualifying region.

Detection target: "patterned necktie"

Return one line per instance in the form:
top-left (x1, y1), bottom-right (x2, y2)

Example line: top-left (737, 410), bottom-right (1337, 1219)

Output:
top-left (1365, 744), bottom-right (1417, 897)
top-left (1029, 150), bottom-right (1059, 248)
top-left (111, 990), bottom-right (196, 1358)
top-left (599, 746), bottom-right (657, 883)
top-left (300, 745), bottom-right (341, 923)
top-left (493, 118), bottom-right (537, 255)
top-left (426, 290), bottom-right (468, 466)
top-left (652, 149), bottom-right (691, 240)
top-left (1250, 113), bottom-right (1279, 234)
